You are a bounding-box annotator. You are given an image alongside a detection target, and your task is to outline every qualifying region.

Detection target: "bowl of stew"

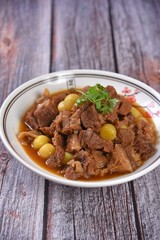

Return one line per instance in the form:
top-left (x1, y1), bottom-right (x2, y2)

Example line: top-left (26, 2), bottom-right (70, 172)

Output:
top-left (0, 70), bottom-right (160, 187)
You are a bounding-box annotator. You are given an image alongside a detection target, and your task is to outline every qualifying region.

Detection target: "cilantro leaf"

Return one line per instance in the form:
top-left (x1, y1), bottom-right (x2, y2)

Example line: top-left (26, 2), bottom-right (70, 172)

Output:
top-left (76, 84), bottom-right (119, 114)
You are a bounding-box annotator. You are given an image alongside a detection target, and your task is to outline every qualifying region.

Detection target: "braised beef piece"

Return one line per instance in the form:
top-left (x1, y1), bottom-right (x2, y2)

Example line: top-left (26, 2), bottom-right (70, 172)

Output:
top-left (55, 109), bottom-right (81, 135)
top-left (125, 145), bottom-right (142, 170)
top-left (118, 97), bottom-right (132, 116)
top-left (83, 156), bottom-right (99, 177)
top-left (108, 144), bottom-right (133, 173)
top-left (64, 160), bottom-right (84, 180)
top-left (34, 98), bottom-right (58, 128)
top-left (25, 92), bottom-right (67, 130)
top-left (74, 150), bottom-right (90, 162)
top-left (46, 146), bottom-right (65, 168)
top-left (136, 118), bottom-right (156, 143)
top-left (53, 93), bottom-right (68, 105)
top-left (25, 110), bottom-right (39, 130)
top-left (66, 134), bottom-right (81, 152)
top-left (40, 121), bottom-right (56, 137)
top-left (82, 86), bottom-right (90, 93)
top-left (64, 150), bottom-right (100, 180)
top-left (104, 102), bottom-right (120, 122)
top-left (81, 105), bottom-right (102, 132)
top-left (116, 113), bottom-right (135, 129)
top-left (64, 166), bottom-right (81, 180)
top-left (105, 85), bottom-right (118, 98)
top-left (134, 140), bottom-right (155, 161)
top-left (52, 131), bottom-right (65, 149)
top-left (55, 110), bottom-right (71, 132)
top-left (117, 128), bottom-right (135, 147)
top-left (79, 128), bottom-right (106, 150)
top-left (134, 118), bottom-right (156, 160)
top-left (103, 140), bottom-right (114, 153)
top-left (92, 150), bottom-right (108, 168)
top-left (124, 113), bottom-right (135, 125)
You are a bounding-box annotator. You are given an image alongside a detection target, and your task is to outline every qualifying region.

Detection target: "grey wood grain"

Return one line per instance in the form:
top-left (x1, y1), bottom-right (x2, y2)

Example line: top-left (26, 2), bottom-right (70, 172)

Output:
top-left (110, 0), bottom-right (160, 91)
top-left (52, 0), bottom-right (114, 72)
top-left (0, 0), bottom-right (51, 239)
top-left (47, 1), bottom-right (138, 240)
top-left (110, 0), bottom-right (160, 239)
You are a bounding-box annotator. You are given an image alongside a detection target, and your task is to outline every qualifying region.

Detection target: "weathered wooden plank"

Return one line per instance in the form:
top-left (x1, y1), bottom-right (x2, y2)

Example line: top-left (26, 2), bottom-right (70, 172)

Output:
top-left (52, 0), bottom-right (114, 72)
top-left (0, 0), bottom-right (51, 239)
top-left (110, 0), bottom-right (160, 91)
top-left (46, 1), bottom-right (138, 240)
top-left (110, 0), bottom-right (160, 239)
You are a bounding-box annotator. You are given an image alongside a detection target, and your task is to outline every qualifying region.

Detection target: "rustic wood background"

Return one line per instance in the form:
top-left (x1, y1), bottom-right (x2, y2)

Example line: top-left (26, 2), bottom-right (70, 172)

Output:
top-left (0, 0), bottom-right (160, 239)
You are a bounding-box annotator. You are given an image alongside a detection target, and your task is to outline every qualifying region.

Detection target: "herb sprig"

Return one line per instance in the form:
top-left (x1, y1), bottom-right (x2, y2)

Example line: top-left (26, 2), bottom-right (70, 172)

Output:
top-left (76, 84), bottom-right (119, 114)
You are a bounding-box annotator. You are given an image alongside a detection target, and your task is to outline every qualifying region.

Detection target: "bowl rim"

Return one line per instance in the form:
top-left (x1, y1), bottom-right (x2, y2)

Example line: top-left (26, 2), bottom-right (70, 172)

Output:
top-left (0, 69), bottom-right (160, 188)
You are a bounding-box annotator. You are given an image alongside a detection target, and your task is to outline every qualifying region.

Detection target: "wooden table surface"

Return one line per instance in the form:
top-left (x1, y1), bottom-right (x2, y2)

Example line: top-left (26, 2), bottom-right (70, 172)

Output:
top-left (0, 0), bottom-right (160, 239)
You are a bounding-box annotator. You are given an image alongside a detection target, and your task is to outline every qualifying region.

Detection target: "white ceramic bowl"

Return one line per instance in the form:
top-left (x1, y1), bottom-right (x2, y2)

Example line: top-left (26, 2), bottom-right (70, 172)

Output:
top-left (0, 70), bottom-right (160, 188)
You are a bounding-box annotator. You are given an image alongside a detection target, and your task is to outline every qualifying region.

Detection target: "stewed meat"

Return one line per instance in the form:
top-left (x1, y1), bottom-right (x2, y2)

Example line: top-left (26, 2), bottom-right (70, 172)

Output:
top-left (79, 128), bottom-right (106, 150)
top-left (18, 84), bottom-right (157, 181)
top-left (108, 144), bottom-right (133, 173)
top-left (81, 105), bottom-right (102, 132)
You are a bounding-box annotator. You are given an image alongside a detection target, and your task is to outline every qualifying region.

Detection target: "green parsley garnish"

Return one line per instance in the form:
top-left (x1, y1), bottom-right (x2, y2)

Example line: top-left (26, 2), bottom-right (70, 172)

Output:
top-left (76, 84), bottom-right (119, 114)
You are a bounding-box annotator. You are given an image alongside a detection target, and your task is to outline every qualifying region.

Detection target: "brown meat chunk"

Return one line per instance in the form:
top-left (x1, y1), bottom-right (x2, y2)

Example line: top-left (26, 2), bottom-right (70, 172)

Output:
top-left (46, 146), bottom-right (65, 168)
top-left (108, 144), bottom-right (133, 174)
top-left (117, 128), bottom-right (135, 147)
top-left (66, 134), bottom-right (81, 153)
top-left (124, 113), bottom-right (135, 125)
top-left (40, 121), bottom-right (56, 137)
top-left (81, 105), bottom-right (102, 132)
top-left (92, 150), bottom-right (108, 168)
top-left (136, 118), bottom-right (156, 143)
top-left (134, 140), bottom-right (156, 161)
top-left (55, 109), bottom-right (81, 135)
top-left (83, 156), bottom-right (99, 177)
top-left (125, 146), bottom-right (142, 170)
top-left (25, 110), bottom-right (38, 130)
top-left (118, 97), bottom-right (132, 115)
top-left (74, 150), bottom-right (90, 162)
top-left (103, 140), bottom-right (114, 153)
top-left (105, 85), bottom-right (118, 98)
top-left (52, 131), bottom-right (65, 149)
top-left (34, 98), bottom-right (58, 127)
top-left (134, 118), bottom-right (156, 160)
top-left (55, 110), bottom-right (72, 133)
top-left (116, 113), bottom-right (135, 129)
top-left (64, 159), bottom-right (84, 180)
top-left (79, 128), bottom-right (106, 150)
top-left (53, 93), bottom-right (68, 105)
top-left (104, 102), bottom-right (120, 122)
